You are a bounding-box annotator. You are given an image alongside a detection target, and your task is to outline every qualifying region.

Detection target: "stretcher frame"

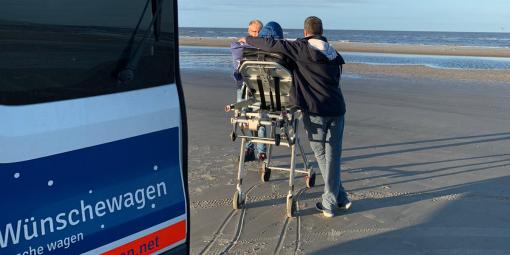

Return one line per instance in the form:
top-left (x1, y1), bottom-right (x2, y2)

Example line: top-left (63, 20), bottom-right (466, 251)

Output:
top-left (225, 57), bottom-right (316, 218)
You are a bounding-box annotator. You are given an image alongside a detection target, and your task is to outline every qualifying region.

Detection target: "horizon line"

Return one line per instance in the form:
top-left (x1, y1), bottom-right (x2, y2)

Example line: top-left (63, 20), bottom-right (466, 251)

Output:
top-left (178, 26), bottom-right (510, 34)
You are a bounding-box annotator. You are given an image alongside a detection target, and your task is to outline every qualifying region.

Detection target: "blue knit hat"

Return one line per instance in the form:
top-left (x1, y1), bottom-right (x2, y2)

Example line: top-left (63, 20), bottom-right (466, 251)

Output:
top-left (259, 21), bottom-right (284, 39)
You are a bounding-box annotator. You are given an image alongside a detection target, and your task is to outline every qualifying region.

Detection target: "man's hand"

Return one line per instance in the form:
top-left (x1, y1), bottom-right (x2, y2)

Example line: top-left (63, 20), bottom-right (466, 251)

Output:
top-left (238, 37), bottom-right (247, 44)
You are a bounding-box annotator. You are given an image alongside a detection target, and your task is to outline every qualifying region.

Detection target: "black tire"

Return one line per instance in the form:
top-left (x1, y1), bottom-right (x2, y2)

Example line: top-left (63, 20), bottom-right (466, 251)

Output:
top-left (230, 131), bottom-right (237, 141)
top-left (232, 191), bottom-right (244, 210)
top-left (286, 195), bottom-right (296, 218)
top-left (306, 172), bottom-right (316, 188)
top-left (259, 164), bottom-right (271, 182)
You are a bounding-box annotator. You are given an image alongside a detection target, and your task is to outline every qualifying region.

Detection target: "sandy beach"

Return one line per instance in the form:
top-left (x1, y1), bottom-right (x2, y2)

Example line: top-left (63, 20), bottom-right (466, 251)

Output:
top-left (184, 64), bottom-right (510, 254)
top-left (180, 37), bottom-right (510, 58)
top-left (181, 35), bottom-right (510, 254)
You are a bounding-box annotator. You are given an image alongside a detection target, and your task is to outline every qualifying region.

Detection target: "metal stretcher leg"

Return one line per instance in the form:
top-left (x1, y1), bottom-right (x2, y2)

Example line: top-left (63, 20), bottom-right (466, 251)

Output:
top-left (258, 125), bottom-right (271, 182)
top-left (228, 106), bottom-right (311, 216)
top-left (233, 138), bottom-right (247, 209)
top-left (267, 125), bottom-right (274, 166)
top-left (286, 144), bottom-right (296, 217)
top-left (297, 137), bottom-right (316, 188)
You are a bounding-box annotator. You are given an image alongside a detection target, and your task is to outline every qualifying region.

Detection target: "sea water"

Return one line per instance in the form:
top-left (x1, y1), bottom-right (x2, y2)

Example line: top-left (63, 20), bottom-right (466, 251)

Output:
top-left (179, 46), bottom-right (510, 71)
top-left (179, 28), bottom-right (510, 72)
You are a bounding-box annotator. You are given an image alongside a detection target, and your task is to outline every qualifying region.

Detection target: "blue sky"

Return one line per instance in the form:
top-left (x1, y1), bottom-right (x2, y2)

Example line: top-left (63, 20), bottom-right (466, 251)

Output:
top-left (179, 0), bottom-right (510, 32)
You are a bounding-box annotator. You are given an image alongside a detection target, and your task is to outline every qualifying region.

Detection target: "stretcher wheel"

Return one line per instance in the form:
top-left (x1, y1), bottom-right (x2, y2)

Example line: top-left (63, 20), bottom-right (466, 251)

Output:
top-left (259, 164), bottom-right (271, 182)
top-left (232, 190), bottom-right (244, 210)
top-left (286, 195), bottom-right (296, 218)
top-left (289, 136), bottom-right (296, 145)
top-left (230, 131), bottom-right (237, 141)
top-left (306, 172), bottom-right (316, 188)
top-left (275, 134), bottom-right (281, 146)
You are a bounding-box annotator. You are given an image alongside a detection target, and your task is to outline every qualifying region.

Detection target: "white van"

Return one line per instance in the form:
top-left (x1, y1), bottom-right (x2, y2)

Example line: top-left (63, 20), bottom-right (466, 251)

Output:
top-left (0, 0), bottom-right (189, 254)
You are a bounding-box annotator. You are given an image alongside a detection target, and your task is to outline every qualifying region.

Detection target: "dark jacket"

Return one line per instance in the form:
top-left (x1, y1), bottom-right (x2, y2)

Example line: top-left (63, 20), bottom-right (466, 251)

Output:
top-left (246, 35), bottom-right (346, 116)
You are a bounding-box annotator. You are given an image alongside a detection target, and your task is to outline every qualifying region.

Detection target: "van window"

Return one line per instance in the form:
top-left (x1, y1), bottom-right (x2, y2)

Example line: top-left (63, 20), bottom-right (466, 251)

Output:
top-left (0, 0), bottom-right (176, 105)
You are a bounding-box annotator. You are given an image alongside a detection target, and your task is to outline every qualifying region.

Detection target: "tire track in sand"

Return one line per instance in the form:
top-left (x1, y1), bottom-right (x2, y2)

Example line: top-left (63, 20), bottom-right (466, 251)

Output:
top-left (219, 183), bottom-right (262, 255)
top-left (274, 187), bottom-right (307, 255)
top-left (199, 184), bottom-right (259, 255)
top-left (294, 188), bottom-right (306, 255)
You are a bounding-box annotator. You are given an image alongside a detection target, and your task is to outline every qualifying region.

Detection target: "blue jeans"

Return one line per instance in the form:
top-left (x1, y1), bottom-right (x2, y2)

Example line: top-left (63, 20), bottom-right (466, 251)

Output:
top-left (302, 113), bottom-right (348, 210)
top-left (236, 88), bottom-right (266, 154)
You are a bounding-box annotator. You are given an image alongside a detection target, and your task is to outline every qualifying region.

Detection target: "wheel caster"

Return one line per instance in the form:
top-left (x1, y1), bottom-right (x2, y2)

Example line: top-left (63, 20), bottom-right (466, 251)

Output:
top-left (306, 172), bottom-right (316, 188)
top-left (230, 131), bottom-right (237, 141)
top-left (259, 164), bottom-right (271, 182)
top-left (275, 134), bottom-right (281, 146)
top-left (286, 194), bottom-right (296, 218)
top-left (232, 190), bottom-right (244, 210)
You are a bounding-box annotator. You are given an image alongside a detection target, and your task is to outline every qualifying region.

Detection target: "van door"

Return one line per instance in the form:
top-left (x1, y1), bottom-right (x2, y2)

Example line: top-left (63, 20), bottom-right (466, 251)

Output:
top-left (0, 0), bottom-right (188, 254)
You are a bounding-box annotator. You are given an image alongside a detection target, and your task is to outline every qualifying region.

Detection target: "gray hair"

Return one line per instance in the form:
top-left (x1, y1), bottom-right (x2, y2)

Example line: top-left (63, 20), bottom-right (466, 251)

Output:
top-left (248, 19), bottom-right (263, 28)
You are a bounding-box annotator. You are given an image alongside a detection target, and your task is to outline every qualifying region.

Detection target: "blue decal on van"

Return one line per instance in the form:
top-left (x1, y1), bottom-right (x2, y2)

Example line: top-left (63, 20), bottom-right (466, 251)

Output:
top-left (0, 128), bottom-right (184, 255)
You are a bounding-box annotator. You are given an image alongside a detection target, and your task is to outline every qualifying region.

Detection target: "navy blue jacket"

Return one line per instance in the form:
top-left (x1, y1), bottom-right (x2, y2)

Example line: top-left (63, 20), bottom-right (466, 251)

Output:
top-left (246, 36), bottom-right (346, 117)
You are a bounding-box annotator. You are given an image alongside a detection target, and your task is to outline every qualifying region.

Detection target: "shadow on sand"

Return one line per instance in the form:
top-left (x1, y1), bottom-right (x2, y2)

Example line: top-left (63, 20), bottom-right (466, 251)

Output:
top-left (311, 174), bottom-right (510, 254)
top-left (248, 153), bottom-right (510, 215)
top-left (242, 132), bottom-right (510, 254)
top-left (269, 131), bottom-right (510, 162)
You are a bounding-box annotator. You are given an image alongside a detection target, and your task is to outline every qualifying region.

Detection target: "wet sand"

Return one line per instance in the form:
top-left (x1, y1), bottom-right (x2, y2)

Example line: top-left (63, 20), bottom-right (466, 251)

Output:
top-left (184, 69), bottom-right (510, 254)
top-left (344, 64), bottom-right (510, 84)
top-left (179, 37), bottom-right (510, 58)
top-left (180, 37), bottom-right (510, 84)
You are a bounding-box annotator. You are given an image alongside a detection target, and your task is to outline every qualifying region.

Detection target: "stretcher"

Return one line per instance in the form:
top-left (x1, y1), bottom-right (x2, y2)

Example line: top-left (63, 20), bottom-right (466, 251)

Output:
top-left (224, 48), bottom-right (316, 217)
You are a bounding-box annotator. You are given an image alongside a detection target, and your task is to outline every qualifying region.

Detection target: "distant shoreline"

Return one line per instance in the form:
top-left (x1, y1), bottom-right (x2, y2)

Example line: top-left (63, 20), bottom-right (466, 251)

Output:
top-left (179, 37), bottom-right (510, 58)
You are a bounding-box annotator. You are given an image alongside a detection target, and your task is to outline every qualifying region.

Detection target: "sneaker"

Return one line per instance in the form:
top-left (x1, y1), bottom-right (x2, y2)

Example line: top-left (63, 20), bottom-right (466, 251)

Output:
top-left (315, 202), bottom-right (334, 218)
top-left (243, 148), bottom-right (255, 162)
top-left (338, 200), bottom-right (352, 211)
top-left (258, 152), bottom-right (267, 162)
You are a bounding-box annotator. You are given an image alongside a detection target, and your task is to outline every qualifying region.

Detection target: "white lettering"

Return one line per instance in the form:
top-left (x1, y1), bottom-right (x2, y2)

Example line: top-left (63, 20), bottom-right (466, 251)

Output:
top-left (80, 200), bottom-right (94, 222)
top-left (146, 185), bottom-right (156, 199)
top-left (40, 217), bottom-right (54, 236)
top-left (2, 182), bottom-right (168, 248)
top-left (23, 218), bottom-right (38, 241)
top-left (0, 220), bottom-right (21, 248)
top-left (135, 189), bottom-right (146, 209)
top-left (55, 213), bottom-right (67, 230)
top-left (157, 182), bottom-right (167, 197)
top-left (105, 195), bottom-right (123, 212)
top-left (123, 193), bottom-right (134, 208)
top-left (46, 233), bottom-right (84, 251)
top-left (95, 201), bottom-right (106, 217)
top-left (68, 210), bottom-right (80, 226)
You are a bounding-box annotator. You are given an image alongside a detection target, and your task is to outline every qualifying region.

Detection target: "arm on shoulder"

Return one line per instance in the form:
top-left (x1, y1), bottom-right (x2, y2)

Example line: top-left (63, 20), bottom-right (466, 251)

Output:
top-left (245, 37), bottom-right (299, 60)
